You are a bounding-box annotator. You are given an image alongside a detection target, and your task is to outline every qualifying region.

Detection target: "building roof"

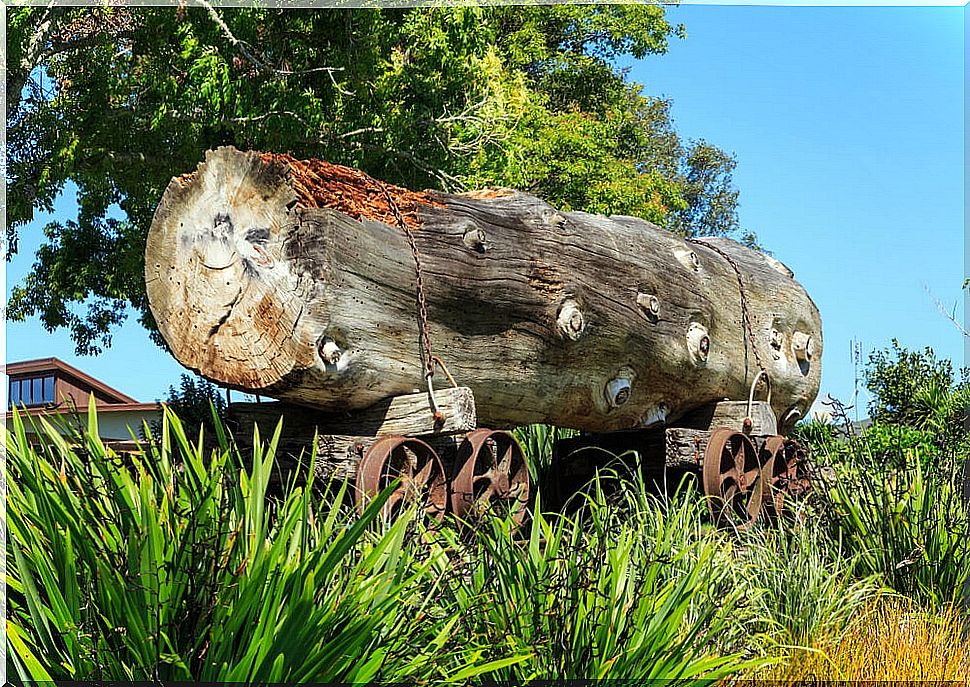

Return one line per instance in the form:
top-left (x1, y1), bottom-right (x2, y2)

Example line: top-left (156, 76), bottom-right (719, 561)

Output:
top-left (10, 402), bottom-right (162, 419)
top-left (7, 357), bottom-right (138, 404)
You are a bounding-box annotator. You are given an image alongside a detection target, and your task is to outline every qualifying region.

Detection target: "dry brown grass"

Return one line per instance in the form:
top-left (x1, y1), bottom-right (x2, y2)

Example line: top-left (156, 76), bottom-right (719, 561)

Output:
top-left (759, 598), bottom-right (970, 682)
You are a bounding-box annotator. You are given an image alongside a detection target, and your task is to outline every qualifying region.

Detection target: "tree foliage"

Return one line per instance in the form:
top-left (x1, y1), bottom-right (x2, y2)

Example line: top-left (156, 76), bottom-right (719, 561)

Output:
top-left (865, 339), bottom-right (969, 452)
top-left (8, 5), bottom-right (747, 354)
top-left (162, 373), bottom-right (227, 441)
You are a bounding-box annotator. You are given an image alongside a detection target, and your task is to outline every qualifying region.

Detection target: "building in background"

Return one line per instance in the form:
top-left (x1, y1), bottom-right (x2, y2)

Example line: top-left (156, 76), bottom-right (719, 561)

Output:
top-left (6, 357), bottom-right (163, 449)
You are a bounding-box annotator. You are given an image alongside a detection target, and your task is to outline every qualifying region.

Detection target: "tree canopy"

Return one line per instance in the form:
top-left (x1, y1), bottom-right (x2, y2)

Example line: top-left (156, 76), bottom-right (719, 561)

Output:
top-left (865, 339), bottom-right (969, 452)
top-left (8, 4), bottom-right (750, 354)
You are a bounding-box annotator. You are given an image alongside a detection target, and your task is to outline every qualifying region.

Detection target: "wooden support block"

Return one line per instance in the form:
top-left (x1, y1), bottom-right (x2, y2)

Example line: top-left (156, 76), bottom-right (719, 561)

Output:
top-left (229, 386), bottom-right (477, 441)
top-left (664, 427), bottom-right (778, 469)
top-left (679, 400), bottom-right (777, 435)
top-left (664, 428), bottom-right (710, 468)
top-left (271, 433), bottom-right (465, 482)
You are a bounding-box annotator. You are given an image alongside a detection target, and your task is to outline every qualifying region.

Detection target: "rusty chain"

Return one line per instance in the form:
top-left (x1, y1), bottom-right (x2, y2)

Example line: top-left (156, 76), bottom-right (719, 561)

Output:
top-left (687, 237), bottom-right (767, 378)
top-left (380, 182), bottom-right (447, 422)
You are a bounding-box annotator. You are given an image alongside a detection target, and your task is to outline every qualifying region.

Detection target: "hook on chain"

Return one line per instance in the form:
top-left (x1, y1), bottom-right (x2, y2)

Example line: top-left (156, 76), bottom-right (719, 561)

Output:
top-left (380, 181), bottom-right (459, 425)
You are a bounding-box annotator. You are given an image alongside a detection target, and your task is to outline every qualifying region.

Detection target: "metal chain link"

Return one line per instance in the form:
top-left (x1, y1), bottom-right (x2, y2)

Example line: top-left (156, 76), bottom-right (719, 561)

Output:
top-left (380, 182), bottom-right (447, 422)
top-left (687, 237), bottom-right (767, 376)
top-left (380, 183), bottom-right (435, 380)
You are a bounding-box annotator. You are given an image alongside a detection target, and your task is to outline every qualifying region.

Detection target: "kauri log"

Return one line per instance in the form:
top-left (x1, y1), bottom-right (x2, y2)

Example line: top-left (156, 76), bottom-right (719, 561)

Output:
top-left (146, 147), bottom-right (821, 433)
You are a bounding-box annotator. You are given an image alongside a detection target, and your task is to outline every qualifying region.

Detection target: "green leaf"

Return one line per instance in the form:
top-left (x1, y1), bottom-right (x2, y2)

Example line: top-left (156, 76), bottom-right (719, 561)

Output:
top-left (7, 620), bottom-right (54, 682)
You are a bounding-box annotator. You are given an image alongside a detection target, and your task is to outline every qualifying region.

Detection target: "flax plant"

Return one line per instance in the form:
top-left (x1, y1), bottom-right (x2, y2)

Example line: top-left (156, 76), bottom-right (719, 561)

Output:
top-left (436, 485), bottom-right (757, 682)
top-left (6, 402), bottom-right (523, 684)
top-left (820, 444), bottom-right (968, 607)
top-left (734, 520), bottom-right (882, 649)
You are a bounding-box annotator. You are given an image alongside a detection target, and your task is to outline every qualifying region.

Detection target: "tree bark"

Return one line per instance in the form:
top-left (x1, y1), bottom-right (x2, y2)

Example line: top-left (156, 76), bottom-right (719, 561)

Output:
top-left (146, 146), bottom-right (822, 433)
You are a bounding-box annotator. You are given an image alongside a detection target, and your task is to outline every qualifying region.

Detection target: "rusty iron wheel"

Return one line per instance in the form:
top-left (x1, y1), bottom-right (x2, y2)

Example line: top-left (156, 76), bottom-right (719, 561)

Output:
top-left (451, 429), bottom-right (531, 525)
top-left (703, 427), bottom-right (764, 530)
top-left (761, 435), bottom-right (811, 516)
top-left (355, 435), bottom-right (448, 521)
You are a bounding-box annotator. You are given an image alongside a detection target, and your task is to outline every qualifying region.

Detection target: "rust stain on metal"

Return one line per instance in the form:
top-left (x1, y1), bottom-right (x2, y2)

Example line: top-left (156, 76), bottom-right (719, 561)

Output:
top-left (259, 152), bottom-right (444, 230)
top-left (355, 436), bottom-right (448, 521)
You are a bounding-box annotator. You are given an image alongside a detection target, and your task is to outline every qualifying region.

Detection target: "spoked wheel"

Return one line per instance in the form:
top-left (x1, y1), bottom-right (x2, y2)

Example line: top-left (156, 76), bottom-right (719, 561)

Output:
top-left (451, 429), bottom-right (531, 525)
top-left (761, 436), bottom-right (811, 516)
top-left (703, 427), bottom-right (764, 530)
top-left (355, 436), bottom-right (448, 521)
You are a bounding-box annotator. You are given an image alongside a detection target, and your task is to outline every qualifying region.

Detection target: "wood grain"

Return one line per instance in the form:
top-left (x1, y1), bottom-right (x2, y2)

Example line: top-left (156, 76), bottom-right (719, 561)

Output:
top-left (147, 147), bottom-right (822, 434)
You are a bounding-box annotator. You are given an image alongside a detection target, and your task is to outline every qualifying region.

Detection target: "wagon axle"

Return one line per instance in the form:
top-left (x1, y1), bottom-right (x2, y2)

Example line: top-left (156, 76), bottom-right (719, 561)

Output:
top-left (703, 430), bottom-right (811, 530)
top-left (354, 429), bottom-right (532, 525)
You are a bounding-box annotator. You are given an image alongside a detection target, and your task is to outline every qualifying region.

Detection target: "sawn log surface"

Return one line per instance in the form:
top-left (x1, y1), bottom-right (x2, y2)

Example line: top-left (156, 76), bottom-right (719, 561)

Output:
top-left (146, 147), bottom-right (822, 434)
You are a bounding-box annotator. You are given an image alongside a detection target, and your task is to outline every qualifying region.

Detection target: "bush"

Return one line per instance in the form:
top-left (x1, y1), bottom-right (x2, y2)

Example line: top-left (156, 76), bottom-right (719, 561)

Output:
top-left (7, 405), bottom-right (753, 684)
top-left (822, 450), bottom-right (968, 608)
top-left (865, 340), bottom-right (970, 453)
top-left (6, 404), bottom-right (519, 683)
top-left (801, 408), bottom-right (970, 609)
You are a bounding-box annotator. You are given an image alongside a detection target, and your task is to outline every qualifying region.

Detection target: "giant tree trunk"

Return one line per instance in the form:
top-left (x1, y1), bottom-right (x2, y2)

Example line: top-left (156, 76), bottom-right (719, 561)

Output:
top-left (146, 147), bottom-right (821, 433)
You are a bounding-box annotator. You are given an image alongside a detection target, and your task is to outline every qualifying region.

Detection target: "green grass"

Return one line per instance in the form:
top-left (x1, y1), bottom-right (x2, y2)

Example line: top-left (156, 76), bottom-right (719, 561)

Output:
top-left (6, 403), bottom-right (521, 683)
top-left (735, 519), bottom-right (882, 649)
top-left (433, 484), bottom-right (753, 681)
top-left (811, 428), bottom-right (969, 608)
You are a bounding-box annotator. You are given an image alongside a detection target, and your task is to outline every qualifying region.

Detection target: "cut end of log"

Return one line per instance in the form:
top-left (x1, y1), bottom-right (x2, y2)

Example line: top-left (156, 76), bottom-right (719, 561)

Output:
top-left (146, 147), bottom-right (312, 388)
top-left (146, 147), bottom-right (443, 390)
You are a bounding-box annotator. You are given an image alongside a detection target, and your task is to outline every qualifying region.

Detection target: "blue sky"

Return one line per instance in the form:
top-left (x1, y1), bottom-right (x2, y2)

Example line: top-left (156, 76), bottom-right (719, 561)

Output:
top-left (628, 4), bottom-right (965, 416)
top-left (6, 4), bottom-right (966, 417)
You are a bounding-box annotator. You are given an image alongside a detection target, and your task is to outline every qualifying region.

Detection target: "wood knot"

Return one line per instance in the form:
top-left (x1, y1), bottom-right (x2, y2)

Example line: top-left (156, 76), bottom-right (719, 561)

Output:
top-left (687, 322), bottom-right (710, 365)
top-left (605, 375), bottom-right (632, 409)
top-left (557, 300), bottom-right (586, 341)
top-left (636, 293), bottom-right (661, 321)
top-left (792, 331), bottom-right (814, 361)
top-left (319, 337), bottom-right (342, 365)
top-left (462, 225), bottom-right (488, 254)
top-left (674, 248), bottom-right (702, 272)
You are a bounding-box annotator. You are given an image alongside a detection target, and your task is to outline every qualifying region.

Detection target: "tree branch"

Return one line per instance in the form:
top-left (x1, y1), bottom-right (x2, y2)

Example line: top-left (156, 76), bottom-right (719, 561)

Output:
top-left (8, 2), bottom-right (64, 116)
top-left (196, 0), bottom-right (349, 90)
top-left (925, 284), bottom-right (970, 338)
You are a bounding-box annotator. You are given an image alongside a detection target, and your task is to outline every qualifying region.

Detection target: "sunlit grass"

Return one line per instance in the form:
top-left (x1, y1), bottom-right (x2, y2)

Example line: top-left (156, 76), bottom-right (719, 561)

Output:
top-left (761, 598), bottom-right (970, 681)
top-left (7, 404), bottom-right (756, 685)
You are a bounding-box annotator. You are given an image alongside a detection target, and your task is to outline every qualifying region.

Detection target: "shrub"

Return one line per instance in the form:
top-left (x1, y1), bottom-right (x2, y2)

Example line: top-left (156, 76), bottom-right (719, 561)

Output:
top-left (5, 404), bottom-right (521, 683)
top-left (819, 444), bottom-right (968, 608)
top-left (865, 340), bottom-right (970, 453)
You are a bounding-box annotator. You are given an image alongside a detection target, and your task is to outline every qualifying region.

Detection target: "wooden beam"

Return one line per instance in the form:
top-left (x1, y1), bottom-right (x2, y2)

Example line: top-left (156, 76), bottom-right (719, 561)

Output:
top-left (679, 400), bottom-right (778, 435)
top-left (262, 433), bottom-right (465, 482)
top-left (229, 386), bottom-right (476, 441)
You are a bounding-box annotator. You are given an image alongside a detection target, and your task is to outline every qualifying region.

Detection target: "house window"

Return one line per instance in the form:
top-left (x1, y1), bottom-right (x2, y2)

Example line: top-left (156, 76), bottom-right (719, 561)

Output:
top-left (8, 375), bottom-right (55, 409)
